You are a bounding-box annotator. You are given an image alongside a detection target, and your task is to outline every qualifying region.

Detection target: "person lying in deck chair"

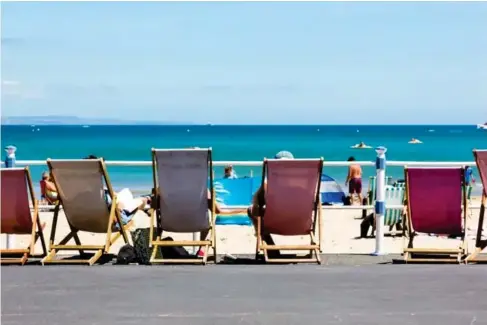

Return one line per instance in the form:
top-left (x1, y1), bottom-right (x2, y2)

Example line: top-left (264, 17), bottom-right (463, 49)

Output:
top-left (247, 151), bottom-right (295, 249)
top-left (84, 155), bottom-right (150, 230)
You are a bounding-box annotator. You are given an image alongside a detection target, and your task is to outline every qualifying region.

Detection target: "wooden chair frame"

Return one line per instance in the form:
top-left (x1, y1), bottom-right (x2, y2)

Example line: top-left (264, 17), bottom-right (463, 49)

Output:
top-left (42, 159), bottom-right (131, 266)
top-left (402, 167), bottom-right (467, 263)
top-left (1, 167), bottom-right (47, 265)
top-left (149, 148), bottom-right (216, 265)
top-left (255, 158), bottom-right (324, 264)
top-left (465, 150), bottom-right (487, 263)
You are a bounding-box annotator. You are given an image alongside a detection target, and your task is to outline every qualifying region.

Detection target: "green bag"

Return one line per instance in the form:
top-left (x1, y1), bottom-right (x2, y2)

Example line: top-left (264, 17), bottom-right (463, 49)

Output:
top-left (130, 227), bottom-right (162, 265)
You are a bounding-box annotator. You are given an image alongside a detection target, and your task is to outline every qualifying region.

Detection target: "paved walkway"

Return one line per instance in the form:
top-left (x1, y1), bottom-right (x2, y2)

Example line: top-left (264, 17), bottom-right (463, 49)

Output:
top-left (2, 264), bottom-right (486, 325)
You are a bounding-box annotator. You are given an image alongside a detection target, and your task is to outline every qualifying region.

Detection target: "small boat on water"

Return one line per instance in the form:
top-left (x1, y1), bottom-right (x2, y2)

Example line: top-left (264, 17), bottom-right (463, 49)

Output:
top-left (350, 142), bottom-right (372, 149)
top-left (408, 138), bottom-right (423, 144)
top-left (477, 122), bottom-right (487, 130)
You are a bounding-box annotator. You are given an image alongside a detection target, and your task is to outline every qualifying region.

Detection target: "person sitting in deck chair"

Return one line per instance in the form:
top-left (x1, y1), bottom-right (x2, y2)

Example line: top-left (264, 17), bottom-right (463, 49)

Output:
top-left (247, 150), bottom-right (295, 247)
top-left (40, 171), bottom-right (59, 204)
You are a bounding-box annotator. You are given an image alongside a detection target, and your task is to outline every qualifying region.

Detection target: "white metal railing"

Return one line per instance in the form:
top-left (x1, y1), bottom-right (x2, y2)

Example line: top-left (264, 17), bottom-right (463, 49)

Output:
top-left (3, 160), bottom-right (477, 167)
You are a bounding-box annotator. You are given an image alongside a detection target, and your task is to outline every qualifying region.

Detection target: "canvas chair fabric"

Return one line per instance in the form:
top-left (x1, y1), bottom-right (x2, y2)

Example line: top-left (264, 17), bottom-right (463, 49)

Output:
top-left (43, 159), bottom-right (129, 265)
top-left (465, 150), bottom-right (487, 263)
top-left (384, 187), bottom-right (404, 226)
top-left (475, 150), bottom-right (487, 197)
top-left (48, 160), bottom-right (109, 233)
top-left (403, 167), bottom-right (466, 263)
top-left (153, 149), bottom-right (211, 233)
top-left (406, 168), bottom-right (464, 235)
top-left (263, 160), bottom-right (322, 236)
top-left (1, 168), bottom-right (34, 234)
top-left (255, 158), bottom-right (324, 264)
top-left (1, 167), bottom-right (47, 265)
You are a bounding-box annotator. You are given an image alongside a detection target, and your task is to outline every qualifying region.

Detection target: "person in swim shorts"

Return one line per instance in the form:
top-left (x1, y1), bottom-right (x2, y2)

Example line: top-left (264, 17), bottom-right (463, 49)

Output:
top-left (345, 156), bottom-right (363, 204)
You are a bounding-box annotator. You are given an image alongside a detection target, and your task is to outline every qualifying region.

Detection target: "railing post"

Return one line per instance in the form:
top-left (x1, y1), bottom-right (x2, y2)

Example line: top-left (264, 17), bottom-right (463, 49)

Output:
top-left (372, 146), bottom-right (387, 256)
top-left (4, 145), bottom-right (17, 249)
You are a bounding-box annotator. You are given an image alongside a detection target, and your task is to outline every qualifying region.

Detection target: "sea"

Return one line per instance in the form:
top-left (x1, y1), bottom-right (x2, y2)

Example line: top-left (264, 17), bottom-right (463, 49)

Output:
top-left (1, 124), bottom-right (485, 196)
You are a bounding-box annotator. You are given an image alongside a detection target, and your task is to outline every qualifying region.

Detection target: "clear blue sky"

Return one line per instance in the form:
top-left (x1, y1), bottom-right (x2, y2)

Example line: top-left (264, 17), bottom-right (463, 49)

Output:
top-left (1, 2), bottom-right (486, 124)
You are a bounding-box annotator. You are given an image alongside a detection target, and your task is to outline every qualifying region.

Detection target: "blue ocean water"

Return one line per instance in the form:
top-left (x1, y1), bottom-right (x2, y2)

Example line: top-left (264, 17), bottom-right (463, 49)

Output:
top-left (1, 125), bottom-right (485, 195)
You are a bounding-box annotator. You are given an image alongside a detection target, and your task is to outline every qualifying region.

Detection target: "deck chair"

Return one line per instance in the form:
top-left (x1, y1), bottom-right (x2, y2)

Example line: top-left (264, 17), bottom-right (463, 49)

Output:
top-left (371, 187), bottom-right (405, 237)
top-left (367, 176), bottom-right (393, 204)
top-left (384, 187), bottom-right (405, 234)
top-left (256, 158), bottom-right (324, 264)
top-left (1, 168), bottom-right (47, 264)
top-left (42, 159), bottom-right (131, 265)
top-left (465, 150), bottom-right (487, 263)
top-left (403, 167), bottom-right (467, 263)
top-left (150, 148), bottom-right (216, 264)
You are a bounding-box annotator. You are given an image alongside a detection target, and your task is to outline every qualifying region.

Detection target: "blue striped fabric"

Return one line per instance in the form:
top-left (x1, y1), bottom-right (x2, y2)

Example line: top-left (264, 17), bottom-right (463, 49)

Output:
top-left (320, 174), bottom-right (346, 204)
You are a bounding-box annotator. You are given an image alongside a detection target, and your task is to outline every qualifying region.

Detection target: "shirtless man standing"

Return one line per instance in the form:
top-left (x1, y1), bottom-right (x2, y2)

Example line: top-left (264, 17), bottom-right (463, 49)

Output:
top-left (345, 156), bottom-right (363, 204)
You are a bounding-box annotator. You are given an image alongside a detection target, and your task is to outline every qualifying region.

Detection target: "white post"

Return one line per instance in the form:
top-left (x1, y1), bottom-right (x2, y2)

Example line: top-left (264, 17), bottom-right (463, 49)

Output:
top-left (5, 145), bottom-right (17, 249)
top-left (372, 146), bottom-right (387, 256)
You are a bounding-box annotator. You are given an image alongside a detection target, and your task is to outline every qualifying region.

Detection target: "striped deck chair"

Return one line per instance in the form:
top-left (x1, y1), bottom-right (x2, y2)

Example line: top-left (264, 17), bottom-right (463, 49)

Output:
top-left (371, 187), bottom-right (405, 236)
top-left (42, 159), bottom-right (131, 265)
top-left (150, 148), bottom-right (216, 264)
top-left (465, 150), bottom-right (487, 263)
top-left (384, 187), bottom-right (405, 228)
top-left (256, 158), bottom-right (324, 264)
top-left (1, 168), bottom-right (47, 264)
top-left (403, 167), bottom-right (467, 263)
top-left (367, 176), bottom-right (393, 204)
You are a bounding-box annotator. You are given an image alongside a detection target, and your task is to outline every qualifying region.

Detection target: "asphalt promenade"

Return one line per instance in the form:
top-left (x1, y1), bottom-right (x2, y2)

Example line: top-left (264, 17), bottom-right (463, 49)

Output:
top-left (2, 260), bottom-right (486, 325)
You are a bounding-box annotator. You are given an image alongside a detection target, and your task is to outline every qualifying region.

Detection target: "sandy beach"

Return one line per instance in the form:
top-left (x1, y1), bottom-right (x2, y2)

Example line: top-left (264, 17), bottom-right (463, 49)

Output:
top-left (2, 196), bottom-right (484, 258)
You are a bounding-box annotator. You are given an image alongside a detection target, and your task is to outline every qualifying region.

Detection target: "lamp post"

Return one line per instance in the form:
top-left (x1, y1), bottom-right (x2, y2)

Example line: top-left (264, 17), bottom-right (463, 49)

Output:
top-left (4, 145), bottom-right (17, 249)
top-left (372, 146), bottom-right (387, 256)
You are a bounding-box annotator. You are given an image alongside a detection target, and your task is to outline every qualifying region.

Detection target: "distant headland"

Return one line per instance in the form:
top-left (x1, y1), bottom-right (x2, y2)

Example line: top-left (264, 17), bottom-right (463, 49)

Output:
top-left (1, 115), bottom-right (192, 126)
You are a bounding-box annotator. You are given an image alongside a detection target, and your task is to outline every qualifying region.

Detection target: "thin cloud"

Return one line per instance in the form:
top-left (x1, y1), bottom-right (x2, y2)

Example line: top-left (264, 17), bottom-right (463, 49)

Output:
top-left (1, 80), bottom-right (21, 86)
top-left (1, 37), bottom-right (25, 46)
top-left (1, 80), bottom-right (44, 99)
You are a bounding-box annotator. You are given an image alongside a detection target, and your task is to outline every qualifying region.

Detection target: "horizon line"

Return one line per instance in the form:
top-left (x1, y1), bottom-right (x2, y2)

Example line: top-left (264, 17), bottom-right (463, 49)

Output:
top-left (0, 123), bottom-right (481, 126)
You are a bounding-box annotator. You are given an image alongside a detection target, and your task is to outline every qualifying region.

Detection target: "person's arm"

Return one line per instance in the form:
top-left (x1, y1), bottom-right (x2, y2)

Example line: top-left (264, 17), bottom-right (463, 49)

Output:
top-left (207, 189), bottom-right (246, 215)
top-left (45, 180), bottom-right (57, 192)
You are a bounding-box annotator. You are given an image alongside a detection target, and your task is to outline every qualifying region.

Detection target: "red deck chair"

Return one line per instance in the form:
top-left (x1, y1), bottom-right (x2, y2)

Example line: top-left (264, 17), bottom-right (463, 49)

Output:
top-left (403, 167), bottom-right (467, 263)
top-left (465, 150), bottom-right (487, 263)
top-left (1, 168), bottom-right (47, 265)
top-left (255, 158), bottom-right (323, 264)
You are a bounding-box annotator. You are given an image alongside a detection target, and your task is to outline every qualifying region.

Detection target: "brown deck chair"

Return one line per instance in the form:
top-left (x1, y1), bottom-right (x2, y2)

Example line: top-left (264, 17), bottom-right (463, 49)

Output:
top-left (1, 168), bottom-right (47, 264)
top-left (42, 159), bottom-right (131, 265)
top-left (465, 150), bottom-right (487, 263)
top-left (255, 158), bottom-right (324, 264)
top-left (403, 167), bottom-right (467, 263)
top-left (150, 148), bottom-right (216, 264)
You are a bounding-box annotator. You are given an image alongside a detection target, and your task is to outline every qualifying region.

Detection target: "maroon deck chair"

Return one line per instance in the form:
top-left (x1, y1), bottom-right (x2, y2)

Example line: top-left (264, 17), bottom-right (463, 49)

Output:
top-left (465, 150), bottom-right (487, 263)
top-left (1, 168), bottom-right (47, 265)
top-left (255, 158), bottom-right (323, 264)
top-left (403, 167), bottom-right (467, 263)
